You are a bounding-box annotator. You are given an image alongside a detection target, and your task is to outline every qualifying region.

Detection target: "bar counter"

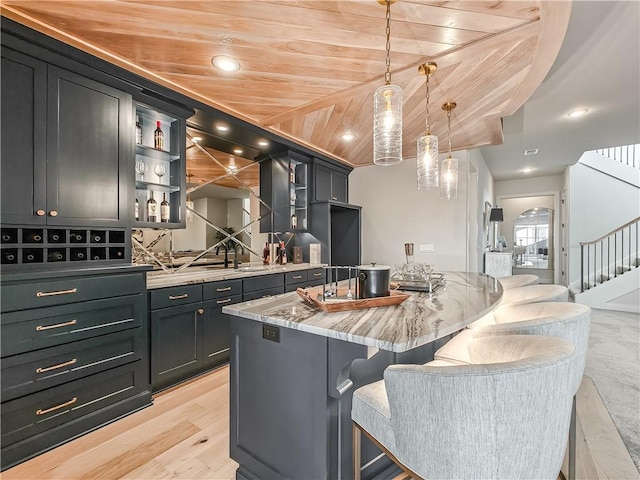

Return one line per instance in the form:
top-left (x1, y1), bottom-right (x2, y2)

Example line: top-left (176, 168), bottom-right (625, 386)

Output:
top-left (222, 272), bottom-right (502, 480)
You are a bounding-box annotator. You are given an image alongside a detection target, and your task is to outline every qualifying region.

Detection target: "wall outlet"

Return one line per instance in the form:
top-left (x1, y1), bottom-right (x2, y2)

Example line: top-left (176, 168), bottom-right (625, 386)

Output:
top-left (419, 244), bottom-right (434, 253)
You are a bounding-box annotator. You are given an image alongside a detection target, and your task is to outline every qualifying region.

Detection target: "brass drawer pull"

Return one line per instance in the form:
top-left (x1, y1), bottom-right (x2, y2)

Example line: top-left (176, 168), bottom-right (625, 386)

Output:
top-left (216, 286), bottom-right (232, 292)
top-left (36, 358), bottom-right (77, 374)
top-left (36, 319), bottom-right (77, 331)
top-left (292, 275), bottom-right (303, 280)
top-left (36, 397), bottom-right (77, 416)
top-left (36, 287), bottom-right (77, 297)
top-left (313, 272), bottom-right (323, 277)
top-left (168, 293), bottom-right (188, 300)
top-left (216, 298), bottom-right (232, 304)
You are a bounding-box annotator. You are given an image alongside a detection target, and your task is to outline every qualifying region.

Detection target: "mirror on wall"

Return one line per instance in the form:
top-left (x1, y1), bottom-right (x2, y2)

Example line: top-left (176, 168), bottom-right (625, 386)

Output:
top-left (513, 207), bottom-right (553, 270)
top-left (132, 110), bottom-right (290, 271)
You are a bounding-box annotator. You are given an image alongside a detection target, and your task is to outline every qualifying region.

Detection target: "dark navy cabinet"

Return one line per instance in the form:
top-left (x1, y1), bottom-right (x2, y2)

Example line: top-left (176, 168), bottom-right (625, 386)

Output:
top-left (312, 158), bottom-right (349, 203)
top-left (149, 279), bottom-right (242, 391)
top-left (0, 266), bottom-right (151, 471)
top-left (0, 45), bottom-right (132, 228)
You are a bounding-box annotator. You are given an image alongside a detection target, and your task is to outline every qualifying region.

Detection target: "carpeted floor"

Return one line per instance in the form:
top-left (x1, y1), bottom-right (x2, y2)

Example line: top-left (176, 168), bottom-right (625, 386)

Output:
top-left (584, 308), bottom-right (640, 471)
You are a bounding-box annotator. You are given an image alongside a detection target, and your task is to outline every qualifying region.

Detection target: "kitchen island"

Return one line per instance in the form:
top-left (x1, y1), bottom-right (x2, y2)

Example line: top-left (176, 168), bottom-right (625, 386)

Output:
top-left (223, 271), bottom-right (502, 480)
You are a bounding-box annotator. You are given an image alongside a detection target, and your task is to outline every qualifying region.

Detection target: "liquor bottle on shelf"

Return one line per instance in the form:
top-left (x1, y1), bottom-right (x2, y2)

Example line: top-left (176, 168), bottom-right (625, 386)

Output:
top-left (160, 193), bottom-right (170, 223)
top-left (1, 230), bottom-right (16, 243)
top-left (263, 242), bottom-right (270, 265)
top-left (289, 164), bottom-right (295, 183)
top-left (290, 189), bottom-right (296, 204)
top-left (135, 198), bottom-right (139, 221)
top-left (280, 242), bottom-right (287, 265)
top-left (71, 249), bottom-right (85, 261)
top-left (70, 231), bottom-right (85, 243)
top-left (136, 115), bottom-right (142, 145)
top-left (291, 213), bottom-right (297, 229)
top-left (91, 232), bottom-right (104, 243)
top-left (147, 192), bottom-right (158, 222)
top-left (154, 121), bottom-right (164, 150)
top-left (2, 250), bottom-right (17, 264)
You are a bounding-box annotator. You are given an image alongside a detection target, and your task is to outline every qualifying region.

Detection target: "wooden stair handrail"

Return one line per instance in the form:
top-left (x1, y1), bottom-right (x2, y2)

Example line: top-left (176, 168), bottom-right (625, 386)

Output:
top-left (579, 217), bottom-right (640, 246)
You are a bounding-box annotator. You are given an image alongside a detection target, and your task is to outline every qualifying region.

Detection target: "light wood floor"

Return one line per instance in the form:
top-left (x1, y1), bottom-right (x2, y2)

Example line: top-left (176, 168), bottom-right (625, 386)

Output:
top-left (3, 366), bottom-right (638, 480)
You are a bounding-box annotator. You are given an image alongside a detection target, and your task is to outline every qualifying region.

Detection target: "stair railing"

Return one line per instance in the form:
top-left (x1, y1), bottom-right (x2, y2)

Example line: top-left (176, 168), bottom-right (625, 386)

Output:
top-left (595, 144), bottom-right (640, 169)
top-left (580, 217), bottom-right (640, 292)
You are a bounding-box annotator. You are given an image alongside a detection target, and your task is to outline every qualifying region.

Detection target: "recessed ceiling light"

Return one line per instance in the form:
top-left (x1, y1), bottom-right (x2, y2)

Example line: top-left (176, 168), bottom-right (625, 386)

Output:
top-left (215, 124), bottom-right (229, 132)
top-left (567, 108), bottom-right (590, 118)
top-left (191, 136), bottom-right (202, 144)
top-left (233, 148), bottom-right (243, 155)
top-left (340, 132), bottom-right (356, 141)
top-left (258, 140), bottom-right (269, 147)
top-left (524, 148), bottom-right (538, 156)
top-left (522, 167), bottom-right (535, 174)
top-left (211, 55), bottom-right (240, 72)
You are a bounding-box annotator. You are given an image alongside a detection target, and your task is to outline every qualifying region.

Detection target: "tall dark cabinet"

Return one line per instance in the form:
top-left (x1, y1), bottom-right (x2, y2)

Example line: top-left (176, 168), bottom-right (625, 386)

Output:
top-left (1, 50), bottom-right (132, 227)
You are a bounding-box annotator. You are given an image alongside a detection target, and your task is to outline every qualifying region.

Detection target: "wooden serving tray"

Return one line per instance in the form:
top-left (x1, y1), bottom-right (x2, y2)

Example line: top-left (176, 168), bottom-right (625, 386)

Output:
top-left (296, 286), bottom-right (410, 312)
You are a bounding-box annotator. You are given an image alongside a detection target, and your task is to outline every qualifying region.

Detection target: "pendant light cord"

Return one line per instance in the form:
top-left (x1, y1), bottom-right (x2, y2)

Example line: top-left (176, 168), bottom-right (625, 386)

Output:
top-left (425, 73), bottom-right (431, 134)
top-left (447, 106), bottom-right (452, 156)
top-left (384, 0), bottom-right (391, 85)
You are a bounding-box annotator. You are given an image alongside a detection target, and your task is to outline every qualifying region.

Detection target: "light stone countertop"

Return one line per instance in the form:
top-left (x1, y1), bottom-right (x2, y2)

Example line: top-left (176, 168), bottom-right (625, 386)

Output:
top-left (222, 271), bottom-right (503, 353)
top-left (146, 263), bottom-right (323, 290)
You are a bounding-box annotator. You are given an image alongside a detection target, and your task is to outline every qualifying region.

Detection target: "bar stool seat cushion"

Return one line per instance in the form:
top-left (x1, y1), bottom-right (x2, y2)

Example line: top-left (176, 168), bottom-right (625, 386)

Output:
top-left (498, 274), bottom-right (539, 290)
top-left (351, 379), bottom-right (395, 453)
top-left (500, 284), bottom-right (568, 306)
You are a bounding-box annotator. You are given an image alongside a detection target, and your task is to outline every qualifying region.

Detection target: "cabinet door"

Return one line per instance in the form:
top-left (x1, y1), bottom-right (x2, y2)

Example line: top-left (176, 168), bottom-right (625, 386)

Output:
top-left (1, 49), bottom-right (47, 225)
top-left (331, 170), bottom-right (348, 203)
top-left (151, 303), bottom-right (202, 390)
top-left (201, 295), bottom-right (241, 370)
top-left (46, 66), bottom-right (132, 226)
top-left (314, 164), bottom-right (333, 202)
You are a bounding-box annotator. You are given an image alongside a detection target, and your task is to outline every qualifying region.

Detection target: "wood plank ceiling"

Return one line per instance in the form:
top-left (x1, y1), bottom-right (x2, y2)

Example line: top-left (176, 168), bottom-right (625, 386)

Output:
top-left (1, 0), bottom-right (572, 188)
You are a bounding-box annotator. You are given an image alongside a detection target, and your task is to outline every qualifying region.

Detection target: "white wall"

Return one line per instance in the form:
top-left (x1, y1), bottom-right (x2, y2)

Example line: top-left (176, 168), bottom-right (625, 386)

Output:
top-left (469, 149), bottom-right (495, 272)
top-left (567, 158), bottom-right (640, 286)
top-left (350, 150), bottom-right (493, 272)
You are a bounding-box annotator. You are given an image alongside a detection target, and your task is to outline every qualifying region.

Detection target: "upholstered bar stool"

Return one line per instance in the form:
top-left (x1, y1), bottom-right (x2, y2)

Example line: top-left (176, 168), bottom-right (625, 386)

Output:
top-left (499, 284), bottom-right (568, 306)
top-left (498, 274), bottom-right (539, 290)
top-left (352, 335), bottom-right (580, 480)
top-left (435, 302), bottom-right (591, 480)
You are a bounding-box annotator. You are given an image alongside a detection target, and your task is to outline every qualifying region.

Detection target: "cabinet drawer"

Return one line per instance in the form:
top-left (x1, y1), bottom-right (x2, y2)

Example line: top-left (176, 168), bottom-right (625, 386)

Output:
top-left (2, 329), bottom-right (143, 401)
top-left (203, 279), bottom-right (242, 300)
top-left (307, 268), bottom-right (325, 282)
top-left (243, 274), bottom-right (283, 293)
top-left (1, 273), bottom-right (145, 313)
top-left (1, 361), bottom-right (146, 448)
top-left (285, 270), bottom-right (307, 285)
top-left (1, 295), bottom-right (144, 357)
top-left (243, 286), bottom-right (284, 302)
top-left (150, 284), bottom-right (202, 310)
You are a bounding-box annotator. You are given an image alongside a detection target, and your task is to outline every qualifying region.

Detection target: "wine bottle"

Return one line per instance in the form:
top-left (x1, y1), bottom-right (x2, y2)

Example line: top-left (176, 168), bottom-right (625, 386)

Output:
top-left (263, 242), bottom-right (270, 265)
top-left (24, 231), bottom-right (43, 243)
top-left (135, 198), bottom-right (140, 221)
top-left (2, 250), bottom-right (17, 263)
top-left (47, 250), bottom-right (64, 262)
top-left (154, 121), bottom-right (164, 150)
top-left (136, 115), bottom-right (142, 145)
top-left (289, 164), bottom-right (295, 183)
top-left (92, 233), bottom-right (103, 243)
top-left (71, 250), bottom-right (85, 261)
top-left (281, 244), bottom-right (287, 265)
top-left (147, 192), bottom-right (158, 222)
top-left (160, 193), bottom-right (170, 223)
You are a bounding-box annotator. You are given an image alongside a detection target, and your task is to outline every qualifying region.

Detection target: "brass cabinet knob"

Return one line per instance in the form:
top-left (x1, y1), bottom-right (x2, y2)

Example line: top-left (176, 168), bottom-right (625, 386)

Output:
top-left (197, 308), bottom-right (204, 314)
top-left (49, 210), bottom-right (58, 217)
top-left (36, 209), bottom-right (46, 216)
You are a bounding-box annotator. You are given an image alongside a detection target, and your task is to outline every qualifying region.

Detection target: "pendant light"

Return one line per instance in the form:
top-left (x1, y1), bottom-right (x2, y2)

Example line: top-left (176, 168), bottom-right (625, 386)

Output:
top-left (373, 0), bottom-right (402, 166)
top-left (440, 102), bottom-right (458, 200)
top-left (417, 62), bottom-right (438, 189)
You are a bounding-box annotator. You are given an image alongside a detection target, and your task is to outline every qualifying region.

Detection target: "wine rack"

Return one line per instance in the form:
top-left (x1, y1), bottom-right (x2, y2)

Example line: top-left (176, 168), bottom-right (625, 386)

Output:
top-left (133, 103), bottom-right (185, 229)
top-left (1, 226), bottom-right (129, 268)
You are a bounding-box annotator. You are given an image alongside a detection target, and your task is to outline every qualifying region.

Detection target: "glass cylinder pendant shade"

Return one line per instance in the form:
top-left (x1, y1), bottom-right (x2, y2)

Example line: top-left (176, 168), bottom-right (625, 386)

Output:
top-left (439, 156), bottom-right (458, 200)
top-left (373, 84), bottom-right (403, 166)
top-left (416, 133), bottom-right (438, 189)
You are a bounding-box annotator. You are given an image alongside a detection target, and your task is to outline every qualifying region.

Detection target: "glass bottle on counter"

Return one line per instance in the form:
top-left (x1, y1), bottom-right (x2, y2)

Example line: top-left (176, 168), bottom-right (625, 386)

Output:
top-left (154, 121), bottom-right (164, 150)
top-left (160, 193), bottom-right (170, 223)
top-left (263, 242), bottom-right (270, 265)
top-left (147, 192), bottom-right (158, 222)
top-left (134, 198), bottom-right (139, 221)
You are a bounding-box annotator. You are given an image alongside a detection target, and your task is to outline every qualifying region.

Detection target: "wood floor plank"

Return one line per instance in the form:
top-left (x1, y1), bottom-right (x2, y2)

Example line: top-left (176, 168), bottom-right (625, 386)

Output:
top-left (577, 377), bottom-right (640, 479)
top-left (4, 366), bottom-right (636, 480)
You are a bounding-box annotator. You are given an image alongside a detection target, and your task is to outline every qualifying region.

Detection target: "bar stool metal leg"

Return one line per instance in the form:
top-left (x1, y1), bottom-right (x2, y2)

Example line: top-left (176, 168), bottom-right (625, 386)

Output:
top-left (353, 422), bottom-right (362, 480)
